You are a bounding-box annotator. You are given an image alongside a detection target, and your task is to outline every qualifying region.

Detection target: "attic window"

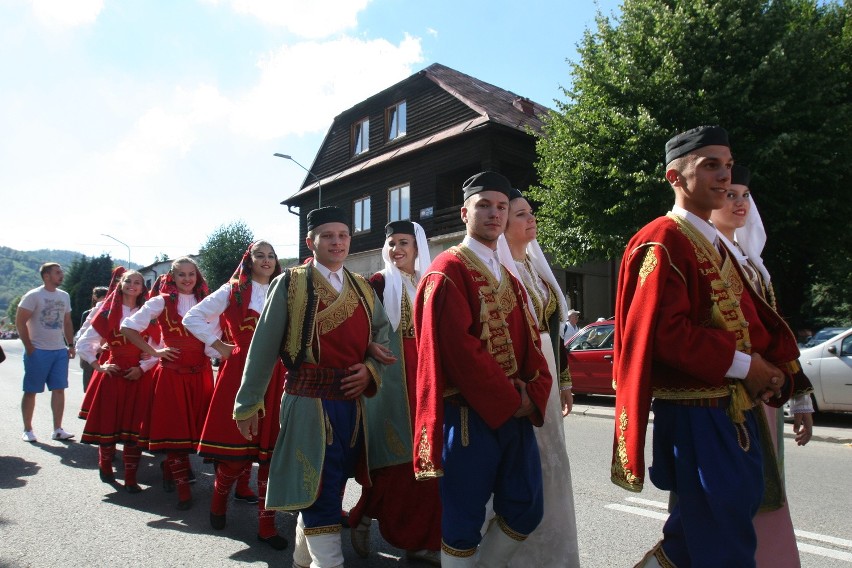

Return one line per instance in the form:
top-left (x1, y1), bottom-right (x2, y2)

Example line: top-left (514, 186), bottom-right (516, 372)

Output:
top-left (352, 117), bottom-right (369, 156)
top-left (513, 97), bottom-right (535, 116)
top-left (386, 100), bottom-right (407, 141)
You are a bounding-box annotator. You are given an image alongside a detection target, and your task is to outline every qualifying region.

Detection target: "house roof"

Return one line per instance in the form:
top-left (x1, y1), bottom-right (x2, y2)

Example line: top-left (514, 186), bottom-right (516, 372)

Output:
top-left (281, 63), bottom-right (550, 205)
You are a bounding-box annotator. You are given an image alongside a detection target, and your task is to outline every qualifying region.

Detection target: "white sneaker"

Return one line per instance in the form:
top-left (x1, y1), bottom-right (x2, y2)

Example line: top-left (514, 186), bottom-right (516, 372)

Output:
top-left (21, 430), bottom-right (37, 443)
top-left (51, 428), bottom-right (75, 441)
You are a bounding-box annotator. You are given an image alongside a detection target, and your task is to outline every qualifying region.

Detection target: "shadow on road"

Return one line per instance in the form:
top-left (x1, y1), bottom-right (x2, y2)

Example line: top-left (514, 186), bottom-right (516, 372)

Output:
top-left (36, 439), bottom-right (99, 470)
top-left (0, 455), bottom-right (41, 489)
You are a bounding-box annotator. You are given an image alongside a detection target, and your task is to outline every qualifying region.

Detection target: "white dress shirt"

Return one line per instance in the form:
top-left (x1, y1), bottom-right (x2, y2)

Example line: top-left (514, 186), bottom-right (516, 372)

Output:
top-left (462, 235), bottom-right (502, 282)
top-left (313, 260), bottom-right (345, 293)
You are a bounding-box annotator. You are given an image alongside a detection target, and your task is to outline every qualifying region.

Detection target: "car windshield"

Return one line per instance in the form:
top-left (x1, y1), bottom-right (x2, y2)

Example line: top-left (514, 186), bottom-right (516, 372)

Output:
top-left (568, 324), bottom-right (614, 351)
top-left (804, 327), bottom-right (846, 348)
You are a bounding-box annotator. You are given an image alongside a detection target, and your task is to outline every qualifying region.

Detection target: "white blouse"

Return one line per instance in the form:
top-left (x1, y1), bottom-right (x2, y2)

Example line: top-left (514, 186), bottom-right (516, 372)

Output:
top-left (76, 304), bottom-right (158, 371)
top-left (183, 281), bottom-right (269, 346)
top-left (122, 293), bottom-right (220, 358)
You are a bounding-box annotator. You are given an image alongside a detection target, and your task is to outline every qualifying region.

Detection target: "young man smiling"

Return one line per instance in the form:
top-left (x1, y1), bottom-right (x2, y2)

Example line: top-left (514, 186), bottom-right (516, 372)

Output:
top-left (234, 206), bottom-right (391, 568)
top-left (612, 126), bottom-right (802, 567)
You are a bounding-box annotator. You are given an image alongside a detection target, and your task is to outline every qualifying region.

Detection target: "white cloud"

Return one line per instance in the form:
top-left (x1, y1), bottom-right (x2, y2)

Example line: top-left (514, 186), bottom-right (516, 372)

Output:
top-left (231, 34), bottom-right (423, 139)
top-left (203, 0), bottom-right (371, 38)
top-left (29, 0), bottom-right (103, 28)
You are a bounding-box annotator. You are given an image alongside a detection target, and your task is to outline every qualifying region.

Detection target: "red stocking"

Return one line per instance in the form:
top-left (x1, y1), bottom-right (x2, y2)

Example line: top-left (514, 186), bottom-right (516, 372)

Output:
top-left (168, 453), bottom-right (192, 502)
top-left (257, 463), bottom-right (277, 538)
top-left (99, 444), bottom-right (116, 477)
top-left (211, 460), bottom-right (247, 515)
top-left (123, 445), bottom-right (142, 486)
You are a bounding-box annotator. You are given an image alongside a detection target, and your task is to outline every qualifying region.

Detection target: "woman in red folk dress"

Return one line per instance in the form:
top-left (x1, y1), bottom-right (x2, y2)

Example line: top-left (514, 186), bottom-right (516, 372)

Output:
top-left (183, 240), bottom-right (288, 550)
top-left (78, 266), bottom-right (128, 421)
top-left (121, 256), bottom-right (215, 510)
top-left (76, 270), bottom-right (158, 493)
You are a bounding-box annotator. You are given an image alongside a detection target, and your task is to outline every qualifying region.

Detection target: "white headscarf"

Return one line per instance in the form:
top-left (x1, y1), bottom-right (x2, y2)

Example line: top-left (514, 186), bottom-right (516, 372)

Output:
top-left (379, 221), bottom-right (432, 331)
top-left (716, 196), bottom-right (771, 285)
top-left (496, 233), bottom-right (569, 328)
top-left (735, 196), bottom-right (771, 284)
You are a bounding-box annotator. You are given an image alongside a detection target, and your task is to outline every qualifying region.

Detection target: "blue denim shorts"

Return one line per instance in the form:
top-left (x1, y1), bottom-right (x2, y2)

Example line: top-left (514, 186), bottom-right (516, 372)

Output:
top-left (23, 348), bottom-right (69, 393)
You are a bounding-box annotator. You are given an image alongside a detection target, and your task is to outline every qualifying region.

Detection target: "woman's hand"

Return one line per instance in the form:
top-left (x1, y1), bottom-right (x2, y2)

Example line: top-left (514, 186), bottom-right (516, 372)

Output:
top-left (153, 347), bottom-right (180, 362)
top-left (95, 362), bottom-right (121, 375)
top-left (213, 339), bottom-right (236, 361)
top-left (123, 366), bottom-right (143, 381)
top-left (561, 388), bottom-right (573, 417)
top-left (366, 342), bottom-right (396, 365)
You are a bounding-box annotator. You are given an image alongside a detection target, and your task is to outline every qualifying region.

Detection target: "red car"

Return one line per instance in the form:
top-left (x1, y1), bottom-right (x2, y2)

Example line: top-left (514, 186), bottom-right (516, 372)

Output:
top-left (566, 320), bottom-right (615, 395)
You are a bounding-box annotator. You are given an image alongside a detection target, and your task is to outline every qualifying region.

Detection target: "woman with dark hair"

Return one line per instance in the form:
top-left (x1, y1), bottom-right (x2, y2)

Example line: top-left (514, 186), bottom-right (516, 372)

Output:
top-left (495, 189), bottom-right (580, 567)
top-left (121, 256), bottom-right (215, 510)
top-left (349, 220), bottom-right (440, 565)
top-left (183, 240), bottom-right (288, 549)
top-left (76, 269), bottom-right (157, 493)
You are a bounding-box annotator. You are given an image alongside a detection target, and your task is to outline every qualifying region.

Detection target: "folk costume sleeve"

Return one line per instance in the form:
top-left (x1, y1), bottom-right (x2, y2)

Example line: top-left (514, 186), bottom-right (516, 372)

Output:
top-left (234, 272), bottom-right (288, 421)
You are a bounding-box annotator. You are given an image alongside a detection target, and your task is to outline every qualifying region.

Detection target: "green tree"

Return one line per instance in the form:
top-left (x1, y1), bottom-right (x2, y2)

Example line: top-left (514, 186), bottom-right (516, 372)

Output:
top-left (63, 255), bottom-right (115, 330)
top-left (199, 221), bottom-right (255, 289)
top-left (532, 0), bottom-right (852, 328)
top-left (6, 295), bottom-right (22, 327)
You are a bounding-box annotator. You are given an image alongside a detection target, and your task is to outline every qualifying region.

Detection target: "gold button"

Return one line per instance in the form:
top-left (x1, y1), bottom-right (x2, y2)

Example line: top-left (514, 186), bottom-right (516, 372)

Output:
top-left (744, 341), bottom-right (752, 349)
top-left (740, 320), bottom-right (749, 328)
top-left (732, 300), bottom-right (740, 307)
top-left (723, 282), bottom-right (731, 289)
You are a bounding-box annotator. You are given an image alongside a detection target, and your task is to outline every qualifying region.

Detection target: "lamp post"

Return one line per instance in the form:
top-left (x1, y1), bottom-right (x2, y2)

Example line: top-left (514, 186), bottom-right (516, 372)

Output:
top-left (101, 234), bottom-right (131, 265)
top-left (274, 153), bottom-right (322, 208)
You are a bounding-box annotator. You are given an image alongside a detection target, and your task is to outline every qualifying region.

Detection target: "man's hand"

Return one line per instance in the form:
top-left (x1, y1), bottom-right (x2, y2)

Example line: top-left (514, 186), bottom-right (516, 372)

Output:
top-left (513, 379), bottom-right (534, 418)
top-left (366, 342), bottom-right (396, 365)
top-left (67, 346), bottom-right (76, 360)
top-left (743, 353), bottom-right (784, 403)
top-left (793, 412), bottom-right (813, 446)
top-left (342, 363), bottom-right (371, 399)
top-left (236, 413), bottom-right (259, 441)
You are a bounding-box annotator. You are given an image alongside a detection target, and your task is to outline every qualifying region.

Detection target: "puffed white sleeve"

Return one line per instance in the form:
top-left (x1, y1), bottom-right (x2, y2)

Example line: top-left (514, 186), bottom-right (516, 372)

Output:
top-left (75, 324), bottom-right (104, 365)
top-left (183, 284), bottom-right (230, 347)
top-left (122, 296), bottom-right (165, 331)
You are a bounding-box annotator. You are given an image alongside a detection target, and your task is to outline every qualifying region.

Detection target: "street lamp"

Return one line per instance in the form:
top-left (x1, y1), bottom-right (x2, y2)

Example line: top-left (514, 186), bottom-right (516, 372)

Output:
top-left (274, 153), bottom-right (322, 208)
top-left (101, 234), bottom-right (131, 265)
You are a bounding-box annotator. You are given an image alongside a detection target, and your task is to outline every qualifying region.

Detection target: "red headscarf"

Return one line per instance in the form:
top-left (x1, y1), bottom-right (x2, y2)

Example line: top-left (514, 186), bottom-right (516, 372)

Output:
top-left (223, 241), bottom-right (282, 330)
top-left (91, 266), bottom-right (127, 338)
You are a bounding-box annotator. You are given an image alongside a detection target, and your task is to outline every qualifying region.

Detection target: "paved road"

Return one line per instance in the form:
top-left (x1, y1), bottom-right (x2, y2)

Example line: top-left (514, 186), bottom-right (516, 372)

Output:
top-left (1, 339), bottom-right (850, 567)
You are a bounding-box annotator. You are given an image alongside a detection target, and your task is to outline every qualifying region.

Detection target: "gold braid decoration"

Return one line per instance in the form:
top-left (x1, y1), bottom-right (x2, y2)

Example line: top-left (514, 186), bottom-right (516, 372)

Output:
top-left (611, 406), bottom-right (641, 491)
top-left (296, 449), bottom-right (320, 494)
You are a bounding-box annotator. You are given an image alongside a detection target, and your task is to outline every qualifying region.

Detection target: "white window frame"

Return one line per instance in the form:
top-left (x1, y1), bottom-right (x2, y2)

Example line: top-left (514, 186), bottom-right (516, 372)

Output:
top-left (352, 117), bottom-right (369, 156)
top-left (386, 100), bottom-right (407, 141)
top-left (353, 196), bottom-right (371, 234)
top-left (388, 184), bottom-right (411, 222)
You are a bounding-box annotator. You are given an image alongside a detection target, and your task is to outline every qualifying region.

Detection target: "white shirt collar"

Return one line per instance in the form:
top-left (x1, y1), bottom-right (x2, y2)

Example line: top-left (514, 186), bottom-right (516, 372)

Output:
top-left (312, 260), bottom-right (343, 280)
top-left (671, 205), bottom-right (718, 246)
top-left (462, 235), bottom-right (502, 281)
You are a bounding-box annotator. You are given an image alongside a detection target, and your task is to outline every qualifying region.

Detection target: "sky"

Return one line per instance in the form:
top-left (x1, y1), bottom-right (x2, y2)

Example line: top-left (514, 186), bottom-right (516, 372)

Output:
top-left (0, 0), bottom-right (622, 267)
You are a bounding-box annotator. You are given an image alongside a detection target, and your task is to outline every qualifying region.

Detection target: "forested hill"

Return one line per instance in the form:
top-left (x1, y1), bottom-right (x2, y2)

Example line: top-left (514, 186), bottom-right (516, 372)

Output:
top-left (0, 247), bottom-right (84, 315)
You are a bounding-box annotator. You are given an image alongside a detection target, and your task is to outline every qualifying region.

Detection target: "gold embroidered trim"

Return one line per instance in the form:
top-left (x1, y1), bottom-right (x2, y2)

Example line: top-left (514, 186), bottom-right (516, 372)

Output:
top-left (423, 281), bottom-right (435, 304)
top-left (441, 542), bottom-right (476, 557)
top-left (612, 406), bottom-right (641, 491)
top-left (350, 400), bottom-right (362, 448)
top-left (416, 425), bottom-right (436, 474)
top-left (324, 411), bottom-right (333, 446)
top-left (496, 515), bottom-right (528, 542)
top-left (296, 448), bottom-right (320, 494)
top-left (452, 246), bottom-right (520, 379)
top-left (283, 266), bottom-right (312, 365)
top-left (639, 246), bottom-right (658, 287)
top-left (652, 386), bottom-right (731, 400)
top-left (303, 524), bottom-right (342, 536)
top-left (400, 288), bottom-right (415, 339)
top-left (238, 314), bottom-right (258, 332)
top-left (315, 278), bottom-right (360, 337)
top-left (627, 241), bottom-right (685, 286)
top-left (460, 406), bottom-right (469, 447)
top-left (384, 418), bottom-right (407, 457)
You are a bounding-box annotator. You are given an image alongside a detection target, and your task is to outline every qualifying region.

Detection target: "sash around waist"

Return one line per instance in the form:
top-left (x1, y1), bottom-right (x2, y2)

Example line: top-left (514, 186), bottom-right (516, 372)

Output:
top-left (284, 367), bottom-right (354, 400)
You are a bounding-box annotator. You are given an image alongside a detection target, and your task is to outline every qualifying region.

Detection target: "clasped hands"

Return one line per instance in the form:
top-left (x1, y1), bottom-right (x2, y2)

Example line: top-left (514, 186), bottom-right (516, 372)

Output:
top-left (743, 353), bottom-right (785, 404)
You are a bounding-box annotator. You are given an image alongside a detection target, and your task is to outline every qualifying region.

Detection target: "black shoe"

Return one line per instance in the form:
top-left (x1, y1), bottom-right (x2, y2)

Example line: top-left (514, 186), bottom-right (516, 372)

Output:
top-left (125, 483), bottom-right (142, 494)
top-left (176, 498), bottom-right (193, 511)
top-left (99, 470), bottom-right (115, 483)
top-left (234, 491), bottom-right (259, 504)
top-left (257, 534), bottom-right (289, 550)
top-left (160, 461), bottom-right (175, 493)
top-left (209, 512), bottom-right (227, 530)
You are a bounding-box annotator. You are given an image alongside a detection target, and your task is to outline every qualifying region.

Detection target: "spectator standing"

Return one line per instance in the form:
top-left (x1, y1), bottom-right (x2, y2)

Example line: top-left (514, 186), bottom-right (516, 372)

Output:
top-left (16, 262), bottom-right (76, 442)
top-left (76, 285), bottom-right (109, 392)
top-left (561, 309), bottom-right (581, 343)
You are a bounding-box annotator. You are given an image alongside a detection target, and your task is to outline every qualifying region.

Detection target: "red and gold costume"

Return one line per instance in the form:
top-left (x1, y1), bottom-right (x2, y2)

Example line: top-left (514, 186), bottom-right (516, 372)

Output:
top-left (413, 243), bottom-right (551, 556)
top-left (612, 212), bottom-right (804, 567)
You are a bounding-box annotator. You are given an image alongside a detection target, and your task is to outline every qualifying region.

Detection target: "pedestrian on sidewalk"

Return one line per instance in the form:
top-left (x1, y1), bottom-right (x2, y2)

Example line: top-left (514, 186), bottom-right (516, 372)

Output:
top-left (16, 262), bottom-right (76, 443)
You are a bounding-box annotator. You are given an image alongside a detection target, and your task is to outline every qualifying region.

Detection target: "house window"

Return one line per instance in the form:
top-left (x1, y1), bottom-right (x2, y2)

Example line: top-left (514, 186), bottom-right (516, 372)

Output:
top-left (386, 101), bottom-right (406, 141)
top-left (354, 196), bottom-right (371, 234)
top-left (352, 118), bottom-right (369, 156)
top-left (388, 184), bottom-right (410, 222)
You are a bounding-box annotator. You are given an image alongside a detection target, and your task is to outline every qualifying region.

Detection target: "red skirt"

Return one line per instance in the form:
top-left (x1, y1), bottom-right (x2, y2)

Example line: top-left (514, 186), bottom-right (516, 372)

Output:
top-left (80, 367), bottom-right (154, 447)
top-left (145, 352), bottom-right (213, 453)
top-left (197, 346), bottom-right (285, 463)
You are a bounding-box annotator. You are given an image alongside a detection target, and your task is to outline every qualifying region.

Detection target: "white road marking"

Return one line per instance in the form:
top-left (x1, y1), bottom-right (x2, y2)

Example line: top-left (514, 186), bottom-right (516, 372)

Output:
top-left (605, 503), bottom-right (668, 520)
top-left (609, 499), bottom-right (852, 562)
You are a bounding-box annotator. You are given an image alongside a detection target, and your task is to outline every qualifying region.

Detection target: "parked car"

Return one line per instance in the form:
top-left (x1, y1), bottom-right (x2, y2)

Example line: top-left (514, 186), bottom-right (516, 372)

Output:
top-left (566, 320), bottom-right (615, 395)
top-left (797, 327), bottom-right (852, 413)
top-left (802, 327), bottom-right (847, 348)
